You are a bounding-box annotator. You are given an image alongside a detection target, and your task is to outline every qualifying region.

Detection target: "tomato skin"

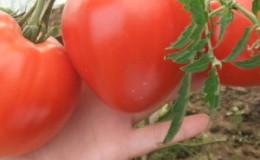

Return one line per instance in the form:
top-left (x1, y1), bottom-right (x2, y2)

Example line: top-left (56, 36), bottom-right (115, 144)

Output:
top-left (62, 0), bottom-right (191, 112)
top-left (212, 0), bottom-right (260, 86)
top-left (0, 11), bottom-right (81, 157)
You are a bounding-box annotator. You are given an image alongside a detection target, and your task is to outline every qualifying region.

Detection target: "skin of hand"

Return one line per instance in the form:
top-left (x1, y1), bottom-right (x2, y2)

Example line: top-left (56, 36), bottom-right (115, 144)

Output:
top-left (1, 76), bottom-right (209, 160)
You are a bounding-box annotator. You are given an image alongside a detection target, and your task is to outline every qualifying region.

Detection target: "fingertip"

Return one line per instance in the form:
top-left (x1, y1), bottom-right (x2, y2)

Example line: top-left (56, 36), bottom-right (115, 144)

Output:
top-left (128, 114), bottom-right (210, 158)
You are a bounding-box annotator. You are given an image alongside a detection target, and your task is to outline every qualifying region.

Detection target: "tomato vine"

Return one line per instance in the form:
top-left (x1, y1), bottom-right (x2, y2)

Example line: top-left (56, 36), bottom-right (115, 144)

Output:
top-left (164, 0), bottom-right (260, 143)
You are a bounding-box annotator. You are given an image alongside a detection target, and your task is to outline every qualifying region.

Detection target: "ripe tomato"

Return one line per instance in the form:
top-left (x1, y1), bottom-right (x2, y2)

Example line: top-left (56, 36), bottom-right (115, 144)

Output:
top-left (0, 11), bottom-right (81, 157)
top-left (62, 0), bottom-right (191, 112)
top-left (212, 0), bottom-right (260, 86)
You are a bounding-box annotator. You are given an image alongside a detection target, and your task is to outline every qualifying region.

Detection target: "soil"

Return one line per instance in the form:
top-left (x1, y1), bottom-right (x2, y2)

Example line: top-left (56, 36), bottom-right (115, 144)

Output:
top-left (51, 6), bottom-right (260, 160)
top-left (185, 86), bottom-right (260, 160)
top-left (147, 86), bottom-right (260, 160)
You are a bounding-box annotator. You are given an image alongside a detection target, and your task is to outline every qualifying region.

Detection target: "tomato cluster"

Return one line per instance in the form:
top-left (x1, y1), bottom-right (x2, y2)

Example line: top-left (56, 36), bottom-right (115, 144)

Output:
top-left (0, 0), bottom-right (259, 157)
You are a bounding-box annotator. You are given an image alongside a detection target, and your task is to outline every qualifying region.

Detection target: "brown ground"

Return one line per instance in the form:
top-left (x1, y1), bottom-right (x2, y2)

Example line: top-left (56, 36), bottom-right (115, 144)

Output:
top-left (186, 86), bottom-right (259, 160)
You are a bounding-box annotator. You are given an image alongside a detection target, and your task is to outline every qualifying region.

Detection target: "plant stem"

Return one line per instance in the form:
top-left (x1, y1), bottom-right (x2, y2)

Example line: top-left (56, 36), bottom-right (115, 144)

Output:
top-left (28, 0), bottom-right (46, 26)
top-left (233, 3), bottom-right (259, 24)
top-left (42, 0), bottom-right (56, 29)
top-left (209, 6), bottom-right (225, 17)
top-left (205, 22), bottom-right (222, 68)
top-left (176, 139), bottom-right (227, 148)
top-left (19, 3), bottom-right (37, 26)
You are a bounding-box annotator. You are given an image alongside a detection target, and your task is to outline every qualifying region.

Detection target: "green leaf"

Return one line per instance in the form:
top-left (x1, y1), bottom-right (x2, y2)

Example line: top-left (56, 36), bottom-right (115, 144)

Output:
top-left (167, 22), bottom-right (196, 49)
top-left (189, 0), bottom-right (208, 25)
top-left (219, 0), bottom-right (233, 6)
top-left (190, 25), bottom-right (205, 40)
top-left (193, 38), bottom-right (208, 50)
top-left (163, 73), bottom-right (191, 143)
top-left (234, 54), bottom-right (260, 69)
top-left (204, 68), bottom-right (220, 116)
top-left (215, 9), bottom-right (234, 48)
top-left (252, 0), bottom-right (260, 16)
top-left (182, 54), bottom-right (212, 73)
top-left (223, 26), bottom-right (255, 62)
top-left (179, 0), bottom-right (191, 11)
top-left (172, 51), bottom-right (197, 63)
top-left (166, 38), bottom-right (207, 63)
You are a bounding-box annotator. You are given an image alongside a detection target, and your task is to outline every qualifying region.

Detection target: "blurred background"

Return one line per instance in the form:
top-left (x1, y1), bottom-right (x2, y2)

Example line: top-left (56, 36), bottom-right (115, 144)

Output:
top-left (0, 0), bottom-right (66, 11)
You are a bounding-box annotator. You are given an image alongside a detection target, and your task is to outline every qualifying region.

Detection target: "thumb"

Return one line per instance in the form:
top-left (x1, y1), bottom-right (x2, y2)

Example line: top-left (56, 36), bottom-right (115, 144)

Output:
top-left (128, 114), bottom-right (209, 159)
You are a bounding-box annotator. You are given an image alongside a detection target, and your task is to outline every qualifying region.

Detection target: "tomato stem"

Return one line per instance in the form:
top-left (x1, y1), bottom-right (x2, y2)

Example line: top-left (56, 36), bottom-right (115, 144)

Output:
top-left (209, 6), bottom-right (226, 17)
top-left (28, 0), bottom-right (46, 26)
top-left (205, 0), bottom-right (222, 68)
top-left (233, 3), bottom-right (259, 24)
top-left (19, 4), bottom-right (37, 27)
top-left (22, 0), bottom-right (56, 43)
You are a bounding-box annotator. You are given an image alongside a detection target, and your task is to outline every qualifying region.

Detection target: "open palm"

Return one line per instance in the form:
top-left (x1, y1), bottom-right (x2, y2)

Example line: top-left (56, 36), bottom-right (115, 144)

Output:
top-left (2, 84), bottom-right (209, 160)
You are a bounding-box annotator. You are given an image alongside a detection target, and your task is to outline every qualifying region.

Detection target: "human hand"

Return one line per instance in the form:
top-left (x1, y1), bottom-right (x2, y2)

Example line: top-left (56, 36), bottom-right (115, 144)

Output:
top-left (1, 82), bottom-right (209, 160)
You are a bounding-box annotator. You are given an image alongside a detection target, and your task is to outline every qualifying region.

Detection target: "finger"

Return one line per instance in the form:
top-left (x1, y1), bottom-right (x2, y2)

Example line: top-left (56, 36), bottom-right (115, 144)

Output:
top-left (128, 114), bottom-right (209, 159)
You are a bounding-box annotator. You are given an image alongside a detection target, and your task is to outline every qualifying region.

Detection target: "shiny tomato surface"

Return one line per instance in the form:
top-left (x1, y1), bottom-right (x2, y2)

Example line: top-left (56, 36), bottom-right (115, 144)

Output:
top-left (0, 11), bottom-right (81, 157)
top-left (62, 0), bottom-right (191, 112)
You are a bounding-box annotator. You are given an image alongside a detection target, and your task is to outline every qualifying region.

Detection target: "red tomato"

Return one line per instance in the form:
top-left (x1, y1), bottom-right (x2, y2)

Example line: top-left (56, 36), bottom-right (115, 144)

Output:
top-left (212, 0), bottom-right (260, 86)
top-left (62, 0), bottom-right (191, 112)
top-left (0, 11), bottom-right (81, 157)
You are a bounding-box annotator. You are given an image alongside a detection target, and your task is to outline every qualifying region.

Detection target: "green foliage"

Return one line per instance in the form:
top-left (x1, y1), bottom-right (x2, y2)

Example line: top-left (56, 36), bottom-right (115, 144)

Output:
top-left (167, 22), bottom-right (196, 49)
top-left (163, 73), bottom-right (191, 143)
top-left (235, 54), bottom-right (260, 69)
top-left (252, 0), bottom-right (260, 17)
top-left (163, 0), bottom-right (260, 143)
top-left (189, 0), bottom-right (208, 25)
top-left (215, 8), bottom-right (234, 48)
top-left (204, 68), bottom-right (220, 116)
top-left (182, 54), bottom-right (212, 73)
top-left (223, 26), bottom-right (256, 62)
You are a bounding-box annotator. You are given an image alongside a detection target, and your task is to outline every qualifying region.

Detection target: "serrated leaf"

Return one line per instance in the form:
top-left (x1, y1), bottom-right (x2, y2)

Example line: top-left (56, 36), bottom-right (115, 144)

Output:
top-left (166, 46), bottom-right (193, 60)
top-left (204, 68), bottom-right (220, 116)
top-left (234, 54), bottom-right (260, 69)
top-left (166, 38), bottom-right (207, 63)
top-left (253, 0), bottom-right (260, 16)
top-left (190, 25), bottom-right (205, 40)
top-left (215, 9), bottom-right (234, 48)
top-left (182, 54), bottom-right (212, 72)
top-left (167, 22), bottom-right (196, 49)
top-left (175, 51), bottom-right (197, 63)
top-left (189, 0), bottom-right (208, 25)
top-left (223, 26), bottom-right (255, 62)
top-left (219, 0), bottom-right (233, 6)
top-left (166, 41), bottom-right (196, 61)
top-left (193, 38), bottom-right (208, 50)
top-left (179, 0), bottom-right (191, 11)
top-left (163, 73), bottom-right (191, 143)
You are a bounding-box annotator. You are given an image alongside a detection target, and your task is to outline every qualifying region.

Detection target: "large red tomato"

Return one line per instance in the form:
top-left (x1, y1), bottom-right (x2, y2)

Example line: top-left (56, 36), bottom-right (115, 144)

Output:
top-left (62, 0), bottom-right (191, 112)
top-left (0, 11), bottom-right (81, 157)
top-left (212, 0), bottom-right (260, 86)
